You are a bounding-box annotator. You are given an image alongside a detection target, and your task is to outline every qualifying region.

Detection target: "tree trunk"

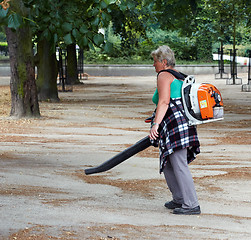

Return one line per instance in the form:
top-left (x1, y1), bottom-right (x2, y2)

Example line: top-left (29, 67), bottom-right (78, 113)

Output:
top-left (5, 25), bottom-right (40, 118)
top-left (36, 39), bottom-right (59, 101)
top-left (66, 44), bottom-right (79, 85)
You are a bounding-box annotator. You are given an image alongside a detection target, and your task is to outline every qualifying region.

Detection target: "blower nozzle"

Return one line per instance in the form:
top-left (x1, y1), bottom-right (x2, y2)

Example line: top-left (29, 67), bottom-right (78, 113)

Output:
top-left (85, 136), bottom-right (153, 175)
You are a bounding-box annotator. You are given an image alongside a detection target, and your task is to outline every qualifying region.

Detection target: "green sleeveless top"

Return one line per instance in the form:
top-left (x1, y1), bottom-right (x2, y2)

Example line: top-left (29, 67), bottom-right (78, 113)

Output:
top-left (152, 79), bottom-right (183, 105)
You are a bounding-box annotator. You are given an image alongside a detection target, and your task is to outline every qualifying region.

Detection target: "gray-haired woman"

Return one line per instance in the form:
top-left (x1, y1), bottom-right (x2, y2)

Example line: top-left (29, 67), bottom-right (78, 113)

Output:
top-left (149, 45), bottom-right (201, 215)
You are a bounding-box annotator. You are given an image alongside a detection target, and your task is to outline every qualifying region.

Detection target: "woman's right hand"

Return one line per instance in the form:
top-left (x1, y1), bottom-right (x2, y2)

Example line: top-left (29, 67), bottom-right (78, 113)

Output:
top-left (149, 123), bottom-right (159, 140)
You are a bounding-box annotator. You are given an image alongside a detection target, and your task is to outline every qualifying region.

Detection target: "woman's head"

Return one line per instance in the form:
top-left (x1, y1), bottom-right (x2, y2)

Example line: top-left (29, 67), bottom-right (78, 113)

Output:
top-left (151, 45), bottom-right (176, 68)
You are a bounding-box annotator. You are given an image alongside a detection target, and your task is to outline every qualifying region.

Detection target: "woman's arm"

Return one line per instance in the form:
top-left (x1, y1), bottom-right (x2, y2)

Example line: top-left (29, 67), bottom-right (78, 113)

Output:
top-left (149, 72), bottom-right (173, 140)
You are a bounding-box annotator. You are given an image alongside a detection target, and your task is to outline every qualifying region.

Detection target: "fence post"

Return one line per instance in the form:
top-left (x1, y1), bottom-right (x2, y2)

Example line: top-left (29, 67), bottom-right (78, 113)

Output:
top-left (226, 49), bottom-right (242, 85)
top-left (57, 47), bottom-right (66, 92)
top-left (77, 48), bottom-right (84, 80)
top-left (242, 50), bottom-right (251, 92)
top-left (215, 47), bottom-right (228, 79)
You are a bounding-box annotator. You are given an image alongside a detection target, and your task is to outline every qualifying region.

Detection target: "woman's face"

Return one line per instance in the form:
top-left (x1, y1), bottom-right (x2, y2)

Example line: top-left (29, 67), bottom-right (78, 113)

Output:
top-left (153, 57), bottom-right (165, 73)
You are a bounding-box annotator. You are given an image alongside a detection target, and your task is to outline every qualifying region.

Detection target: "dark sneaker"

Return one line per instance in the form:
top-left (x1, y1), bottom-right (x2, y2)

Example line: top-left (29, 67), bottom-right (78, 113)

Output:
top-left (164, 201), bottom-right (182, 209)
top-left (173, 206), bottom-right (201, 215)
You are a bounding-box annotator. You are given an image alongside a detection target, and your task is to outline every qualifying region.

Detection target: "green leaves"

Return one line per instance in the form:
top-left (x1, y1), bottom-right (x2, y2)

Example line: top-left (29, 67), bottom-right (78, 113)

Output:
top-left (92, 17), bottom-right (100, 26)
top-left (0, 5), bottom-right (26, 30)
top-left (104, 41), bottom-right (113, 53)
top-left (104, 0), bottom-right (117, 5)
top-left (80, 25), bottom-right (88, 34)
top-left (7, 13), bottom-right (23, 30)
top-left (93, 33), bottom-right (104, 46)
top-left (63, 33), bottom-right (73, 45)
top-left (79, 36), bottom-right (88, 47)
top-left (100, 1), bottom-right (108, 9)
top-left (40, 29), bottom-right (51, 40)
top-left (0, 7), bottom-right (8, 18)
top-left (62, 22), bottom-right (72, 32)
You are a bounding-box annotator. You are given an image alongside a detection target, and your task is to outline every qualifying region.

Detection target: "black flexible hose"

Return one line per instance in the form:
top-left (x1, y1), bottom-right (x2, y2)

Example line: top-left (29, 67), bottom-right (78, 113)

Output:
top-left (85, 136), bottom-right (152, 175)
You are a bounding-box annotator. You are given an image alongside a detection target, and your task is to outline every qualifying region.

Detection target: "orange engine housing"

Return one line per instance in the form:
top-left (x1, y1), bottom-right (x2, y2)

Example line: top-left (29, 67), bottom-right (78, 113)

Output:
top-left (197, 84), bottom-right (223, 119)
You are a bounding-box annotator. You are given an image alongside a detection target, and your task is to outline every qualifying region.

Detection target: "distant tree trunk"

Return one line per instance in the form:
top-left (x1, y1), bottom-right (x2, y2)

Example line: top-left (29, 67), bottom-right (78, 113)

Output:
top-left (232, 17), bottom-right (237, 84)
top-left (66, 44), bottom-right (79, 85)
top-left (36, 39), bottom-right (59, 101)
top-left (5, 25), bottom-right (40, 118)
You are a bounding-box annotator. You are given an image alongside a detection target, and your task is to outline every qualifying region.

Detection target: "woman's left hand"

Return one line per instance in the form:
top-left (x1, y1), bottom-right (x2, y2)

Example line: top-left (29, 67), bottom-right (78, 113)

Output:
top-left (149, 124), bottom-right (159, 140)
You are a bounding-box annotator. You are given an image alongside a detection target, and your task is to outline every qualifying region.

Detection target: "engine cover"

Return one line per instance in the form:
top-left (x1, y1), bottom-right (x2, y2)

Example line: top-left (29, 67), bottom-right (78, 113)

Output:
top-left (182, 76), bottom-right (224, 125)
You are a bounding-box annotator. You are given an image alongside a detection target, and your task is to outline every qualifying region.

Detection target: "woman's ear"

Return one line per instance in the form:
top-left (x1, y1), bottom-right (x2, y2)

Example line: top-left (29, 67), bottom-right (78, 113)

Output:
top-left (162, 59), bottom-right (168, 67)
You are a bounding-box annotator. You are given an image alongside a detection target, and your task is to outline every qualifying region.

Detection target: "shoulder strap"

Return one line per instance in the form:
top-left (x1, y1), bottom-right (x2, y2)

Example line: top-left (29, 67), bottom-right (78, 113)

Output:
top-left (157, 69), bottom-right (189, 122)
top-left (159, 69), bottom-right (189, 122)
top-left (157, 69), bottom-right (187, 80)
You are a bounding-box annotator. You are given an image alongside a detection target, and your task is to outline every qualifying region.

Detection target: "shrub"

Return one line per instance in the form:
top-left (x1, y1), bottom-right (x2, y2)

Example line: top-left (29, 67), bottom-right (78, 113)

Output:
top-left (146, 29), bottom-right (197, 61)
top-left (0, 42), bottom-right (8, 56)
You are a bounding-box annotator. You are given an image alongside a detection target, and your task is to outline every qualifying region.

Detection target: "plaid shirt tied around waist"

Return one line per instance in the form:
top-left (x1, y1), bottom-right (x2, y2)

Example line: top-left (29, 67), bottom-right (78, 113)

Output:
top-left (152, 98), bottom-right (200, 173)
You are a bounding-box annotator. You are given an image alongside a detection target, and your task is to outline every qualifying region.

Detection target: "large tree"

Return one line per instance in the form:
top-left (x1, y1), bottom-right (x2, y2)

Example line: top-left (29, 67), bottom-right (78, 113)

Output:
top-left (35, 38), bottom-right (59, 101)
top-left (26, 0), bottom-right (118, 101)
top-left (1, 0), bottom-right (40, 118)
top-left (0, 0), bottom-right (124, 109)
top-left (66, 44), bottom-right (78, 85)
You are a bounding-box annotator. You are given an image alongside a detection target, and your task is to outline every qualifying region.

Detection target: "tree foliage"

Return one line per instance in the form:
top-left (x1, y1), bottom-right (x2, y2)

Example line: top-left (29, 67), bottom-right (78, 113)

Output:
top-left (24, 0), bottom-right (118, 52)
top-left (1, 0), bottom-right (250, 63)
top-left (152, 0), bottom-right (198, 35)
top-left (1, 0), bottom-right (122, 52)
top-left (147, 0), bottom-right (250, 61)
top-left (110, 0), bottom-right (153, 56)
top-left (204, 0), bottom-right (250, 43)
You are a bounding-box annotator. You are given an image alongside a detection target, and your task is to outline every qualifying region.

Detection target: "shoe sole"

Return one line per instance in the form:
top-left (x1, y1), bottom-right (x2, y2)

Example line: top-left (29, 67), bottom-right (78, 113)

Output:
top-left (173, 210), bottom-right (201, 215)
top-left (164, 202), bottom-right (182, 209)
top-left (165, 206), bottom-right (182, 209)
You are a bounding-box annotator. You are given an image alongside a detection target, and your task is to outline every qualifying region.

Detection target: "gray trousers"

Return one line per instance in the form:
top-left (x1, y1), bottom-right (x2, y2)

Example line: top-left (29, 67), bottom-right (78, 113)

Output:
top-left (163, 148), bottom-right (199, 209)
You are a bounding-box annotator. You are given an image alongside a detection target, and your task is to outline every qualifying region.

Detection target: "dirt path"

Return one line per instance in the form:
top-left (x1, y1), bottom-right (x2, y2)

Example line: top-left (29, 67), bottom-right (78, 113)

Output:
top-left (0, 74), bottom-right (251, 240)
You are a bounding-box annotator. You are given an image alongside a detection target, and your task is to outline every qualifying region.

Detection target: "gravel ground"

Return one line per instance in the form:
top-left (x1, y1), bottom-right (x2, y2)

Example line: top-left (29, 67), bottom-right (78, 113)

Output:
top-left (0, 73), bottom-right (250, 240)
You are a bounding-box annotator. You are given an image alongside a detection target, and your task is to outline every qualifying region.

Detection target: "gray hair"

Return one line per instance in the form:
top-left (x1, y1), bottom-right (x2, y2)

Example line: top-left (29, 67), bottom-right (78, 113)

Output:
top-left (151, 45), bottom-right (176, 67)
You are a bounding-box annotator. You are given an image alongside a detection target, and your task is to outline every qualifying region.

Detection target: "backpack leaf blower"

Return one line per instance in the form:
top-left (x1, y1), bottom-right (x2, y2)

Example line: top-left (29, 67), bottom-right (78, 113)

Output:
top-left (182, 75), bottom-right (224, 126)
top-left (160, 69), bottom-right (224, 126)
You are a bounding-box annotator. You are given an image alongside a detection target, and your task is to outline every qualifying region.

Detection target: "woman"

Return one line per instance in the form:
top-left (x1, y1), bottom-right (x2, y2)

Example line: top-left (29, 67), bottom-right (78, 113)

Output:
top-left (149, 45), bottom-right (201, 215)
